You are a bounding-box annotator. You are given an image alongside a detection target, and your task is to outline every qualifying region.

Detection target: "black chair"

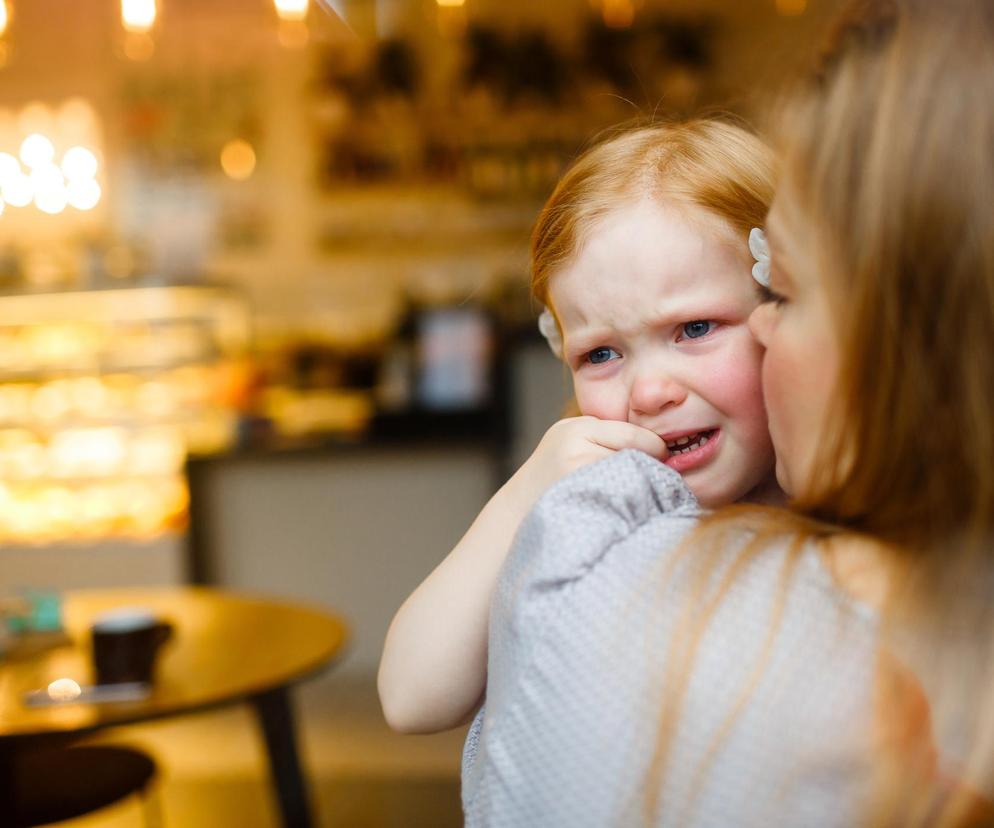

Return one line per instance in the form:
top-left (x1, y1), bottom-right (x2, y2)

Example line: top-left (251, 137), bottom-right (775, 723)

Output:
top-left (8, 744), bottom-right (158, 827)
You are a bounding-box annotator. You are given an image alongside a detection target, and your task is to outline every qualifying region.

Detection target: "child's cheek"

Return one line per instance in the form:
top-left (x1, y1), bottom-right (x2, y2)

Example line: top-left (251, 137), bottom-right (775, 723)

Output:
top-left (574, 380), bottom-right (627, 423)
top-left (708, 342), bottom-right (769, 432)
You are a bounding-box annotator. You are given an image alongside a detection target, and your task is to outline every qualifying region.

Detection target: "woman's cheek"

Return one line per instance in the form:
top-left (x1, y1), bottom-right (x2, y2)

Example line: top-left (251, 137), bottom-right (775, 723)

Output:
top-left (760, 345), bottom-right (799, 492)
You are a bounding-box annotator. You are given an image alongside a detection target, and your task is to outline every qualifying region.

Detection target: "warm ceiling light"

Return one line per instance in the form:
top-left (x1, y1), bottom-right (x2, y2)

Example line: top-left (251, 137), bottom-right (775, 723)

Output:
top-left (220, 139), bottom-right (257, 181)
top-left (775, 0), bottom-right (807, 15)
top-left (29, 163), bottom-right (63, 191)
top-left (274, 0), bottom-right (308, 22)
top-left (0, 152), bottom-right (20, 184)
top-left (436, 0), bottom-right (466, 6)
top-left (35, 188), bottom-right (68, 215)
top-left (122, 0), bottom-right (156, 33)
top-left (62, 147), bottom-right (99, 181)
top-left (20, 134), bottom-right (55, 169)
top-left (602, 0), bottom-right (635, 28)
top-left (67, 178), bottom-right (101, 211)
top-left (32, 163), bottom-right (67, 214)
top-left (0, 2), bottom-right (9, 38)
top-left (2, 172), bottom-right (32, 207)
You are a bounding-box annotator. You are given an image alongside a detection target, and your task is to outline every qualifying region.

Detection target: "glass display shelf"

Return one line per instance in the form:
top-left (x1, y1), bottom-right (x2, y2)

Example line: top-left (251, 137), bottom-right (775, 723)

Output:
top-left (0, 285), bottom-right (250, 544)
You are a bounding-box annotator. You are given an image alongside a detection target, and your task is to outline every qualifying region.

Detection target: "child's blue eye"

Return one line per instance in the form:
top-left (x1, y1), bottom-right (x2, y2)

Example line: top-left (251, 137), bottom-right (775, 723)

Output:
top-left (682, 320), bottom-right (715, 339)
top-left (587, 347), bottom-right (620, 365)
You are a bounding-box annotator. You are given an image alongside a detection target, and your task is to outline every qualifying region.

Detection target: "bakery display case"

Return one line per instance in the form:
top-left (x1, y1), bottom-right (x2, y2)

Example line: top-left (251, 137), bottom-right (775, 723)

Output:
top-left (0, 285), bottom-right (250, 543)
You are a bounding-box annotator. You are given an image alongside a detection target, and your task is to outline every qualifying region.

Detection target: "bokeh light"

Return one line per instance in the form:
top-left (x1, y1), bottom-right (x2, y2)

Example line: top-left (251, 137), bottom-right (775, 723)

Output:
top-left (274, 0), bottom-right (309, 22)
top-left (66, 178), bottom-right (101, 211)
top-left (220, 139), bottom-right (257, 181)
top-left (62, 146), bottom-right (99, 181)
top-left (47, 678), bottom-right (82, 702)
top-left (121, 0), bottom-right (156, 32)
top-left (20, 133), bottom-right (55, 168)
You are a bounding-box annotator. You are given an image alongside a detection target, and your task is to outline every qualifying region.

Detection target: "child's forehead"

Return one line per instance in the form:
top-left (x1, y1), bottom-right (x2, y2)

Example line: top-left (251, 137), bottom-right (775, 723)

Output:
top-left (585, 195), bottom-right (742, 249)
top-left (557, 199), bottom-right (748, 292)
top-left (549, 205), bottom-right (755, 327)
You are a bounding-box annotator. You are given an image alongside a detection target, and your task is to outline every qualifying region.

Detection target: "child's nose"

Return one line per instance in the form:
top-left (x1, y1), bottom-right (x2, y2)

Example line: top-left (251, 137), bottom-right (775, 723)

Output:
top-left (629, 372), bottom-right (687, 417)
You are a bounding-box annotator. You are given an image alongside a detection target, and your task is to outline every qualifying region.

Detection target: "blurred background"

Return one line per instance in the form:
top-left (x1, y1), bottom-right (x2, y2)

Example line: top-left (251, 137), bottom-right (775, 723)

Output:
top-left (0, 0), bottom-right (839, 825)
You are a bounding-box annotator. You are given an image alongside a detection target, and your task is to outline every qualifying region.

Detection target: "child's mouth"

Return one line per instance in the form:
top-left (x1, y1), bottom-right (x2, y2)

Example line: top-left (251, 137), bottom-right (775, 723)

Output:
top-left (663, 429), bottom-right (720, 473)
top-left (665, 429), bottom-right (716, 455)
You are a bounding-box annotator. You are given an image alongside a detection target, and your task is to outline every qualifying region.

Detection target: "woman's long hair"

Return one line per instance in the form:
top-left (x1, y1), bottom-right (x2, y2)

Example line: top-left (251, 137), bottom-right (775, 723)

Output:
top-left (783, 0), bottom-right (994, 554)
top-left (647, 2), bottom-right (994, 825)
top-left (778, 1), bottom-right (994, 820)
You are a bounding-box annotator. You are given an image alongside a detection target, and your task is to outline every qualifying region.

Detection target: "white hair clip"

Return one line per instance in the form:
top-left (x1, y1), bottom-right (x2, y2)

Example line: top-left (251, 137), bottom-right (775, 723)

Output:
top-left (749, 227), bottom-right (771, 288)
top-left (538, 307), bottom-right (563, 359)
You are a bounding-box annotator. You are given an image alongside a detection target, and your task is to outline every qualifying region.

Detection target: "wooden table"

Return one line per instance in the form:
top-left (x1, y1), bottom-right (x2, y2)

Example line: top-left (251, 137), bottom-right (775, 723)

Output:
top-left (0, 587), bottom-right (349, 828)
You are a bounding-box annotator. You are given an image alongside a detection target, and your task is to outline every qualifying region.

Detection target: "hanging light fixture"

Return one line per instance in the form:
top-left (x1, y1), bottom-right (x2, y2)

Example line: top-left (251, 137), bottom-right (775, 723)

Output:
top-left (274, 0), bottom-right (309, 22)
top-left (275, 0), bottom-right (309, 49)
top-left (436, 0), bottom-right (467, 38)
top-left (600, 0), bottom-right (635, 28)
top-left (121, 0), bottom-right (156, 61)
top-left (0, 0), bottom-right (13, 66)
top-left (121, 0), bottom-right (156, 34)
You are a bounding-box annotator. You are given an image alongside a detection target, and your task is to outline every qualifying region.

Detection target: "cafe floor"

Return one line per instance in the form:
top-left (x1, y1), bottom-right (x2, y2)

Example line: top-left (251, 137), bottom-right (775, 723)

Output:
top-left (70, 676), bottom-right (467, 827)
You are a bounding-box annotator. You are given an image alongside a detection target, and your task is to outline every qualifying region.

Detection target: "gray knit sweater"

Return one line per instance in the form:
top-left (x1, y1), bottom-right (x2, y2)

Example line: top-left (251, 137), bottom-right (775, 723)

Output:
top-left (462, 450), bottom-right (878, 827)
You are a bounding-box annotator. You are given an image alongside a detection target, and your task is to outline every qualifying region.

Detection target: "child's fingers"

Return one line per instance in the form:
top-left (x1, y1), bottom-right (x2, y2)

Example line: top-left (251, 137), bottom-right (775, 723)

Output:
top-left (581, 419), bottom-right (668, 458)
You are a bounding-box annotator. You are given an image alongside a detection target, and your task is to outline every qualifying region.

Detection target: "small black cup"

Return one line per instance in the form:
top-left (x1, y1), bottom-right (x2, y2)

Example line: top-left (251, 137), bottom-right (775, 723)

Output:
top-left (91, 609), bottom-right (173, 686)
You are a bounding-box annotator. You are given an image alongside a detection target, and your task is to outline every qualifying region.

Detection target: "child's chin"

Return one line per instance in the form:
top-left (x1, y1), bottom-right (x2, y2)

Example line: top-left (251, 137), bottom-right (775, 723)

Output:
top-left (696, 471), bottom-right (784, 508)
top-left (694, 493), bottom-right (728, 509)
top-left (685, 479), bottom-right (726, 508)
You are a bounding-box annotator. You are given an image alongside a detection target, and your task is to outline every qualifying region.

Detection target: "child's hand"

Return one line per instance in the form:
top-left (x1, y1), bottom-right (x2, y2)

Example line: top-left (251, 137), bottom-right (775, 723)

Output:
top-left (509, 416), bottom-right (668, 508)
top-left (379, 415), bottom-right (665, 733)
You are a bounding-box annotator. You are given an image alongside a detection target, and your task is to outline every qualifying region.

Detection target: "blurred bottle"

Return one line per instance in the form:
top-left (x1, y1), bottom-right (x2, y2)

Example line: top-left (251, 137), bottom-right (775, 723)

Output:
top-left (376, 294), bottom-right (416, 413)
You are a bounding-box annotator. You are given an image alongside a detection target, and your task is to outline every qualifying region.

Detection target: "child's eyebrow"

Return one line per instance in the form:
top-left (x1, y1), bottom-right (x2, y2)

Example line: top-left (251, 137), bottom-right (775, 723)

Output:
top-left (565, 299), bottom-right (744, 354)
top-left (562, 327), bottom-right (613, 355)
top-left (643, 297), bottom-right (745, 327)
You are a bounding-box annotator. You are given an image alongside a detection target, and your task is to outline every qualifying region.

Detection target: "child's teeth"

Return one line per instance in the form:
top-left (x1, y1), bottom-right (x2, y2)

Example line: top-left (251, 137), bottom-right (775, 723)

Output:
top-left (669, 432), bottom-right (711, 455)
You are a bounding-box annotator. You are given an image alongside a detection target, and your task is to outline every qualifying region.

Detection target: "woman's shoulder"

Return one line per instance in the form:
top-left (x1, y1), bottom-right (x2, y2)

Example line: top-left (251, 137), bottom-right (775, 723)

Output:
top-left (818, 534), bottom-right (892, 613)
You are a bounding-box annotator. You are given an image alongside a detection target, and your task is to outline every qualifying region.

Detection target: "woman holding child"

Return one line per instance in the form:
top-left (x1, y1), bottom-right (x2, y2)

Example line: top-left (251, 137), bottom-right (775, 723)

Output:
top-left (382, 0), bottom-right (994, 824)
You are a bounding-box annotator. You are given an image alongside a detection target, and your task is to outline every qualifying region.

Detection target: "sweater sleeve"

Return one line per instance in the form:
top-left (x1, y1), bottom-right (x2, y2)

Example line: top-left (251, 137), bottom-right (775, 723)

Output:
top-left (499, 449), bottom-right (699, 596)
top-left (462, 450), bottom-right (702, 819)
